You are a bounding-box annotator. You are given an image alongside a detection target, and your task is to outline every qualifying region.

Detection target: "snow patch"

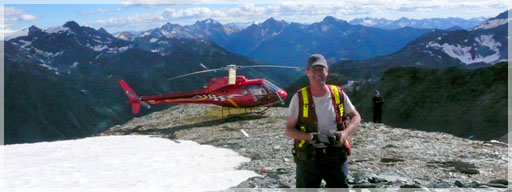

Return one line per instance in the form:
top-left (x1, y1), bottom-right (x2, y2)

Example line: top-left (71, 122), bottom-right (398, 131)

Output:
top-left (68, 62), bottom-right (78, 73)
top-left (321, 25), bottom-right (330, 32)
top-left (39, 63), bottom-right (59, 73)
top-left (140, 31), bottom-right (151, 37)
top-left (45, 26), bottom-right (70, 34)
top-left (118, 46), bottom-right (130, 52)
top-left (471, 18), bottom-right (511, 30)
top-left (161, 30), bottom-right (172, 37)
top-left (420, 50), bottom-right (434, 56)
top-left (87, 43), bottom-right (108, 51)
top-left (92, 38), bottom-right (104, 44)
top-left (475, 35), bottom-right (501, 50)
top-left (94, 53), bottom-right (102, 60)
top-left (34, 48), bottom-right (64, 59)
top-left (361, 19), bottom-right (376, 26)
top-left (150, 38), bottom-right (158, 43)
top-left (493, 59), bottom-right (508, 64)
top-left (18, 40), bottom-right (32, 49)
top-left (70, 62), bottom-right (79, 68)
top-left (116, 34), bottom-right (129, 40)
top-left (4, 28), bottom-right (29, 40)
top-left (427, 40), bottom-right (501, 64)
top-left (2, 135), bottom-right (257, 190)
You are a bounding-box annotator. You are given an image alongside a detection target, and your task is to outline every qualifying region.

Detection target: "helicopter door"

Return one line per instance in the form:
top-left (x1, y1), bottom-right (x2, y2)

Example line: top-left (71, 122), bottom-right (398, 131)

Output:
top-left (249, 85), bottom-right (270, 102)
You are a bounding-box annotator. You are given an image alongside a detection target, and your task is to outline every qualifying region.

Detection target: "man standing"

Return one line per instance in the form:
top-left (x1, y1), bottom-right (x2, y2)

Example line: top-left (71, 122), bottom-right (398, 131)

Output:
top-left (372, 90), bottom-right (384, 123)
top-left (285, 54), bottom-right (361, 188)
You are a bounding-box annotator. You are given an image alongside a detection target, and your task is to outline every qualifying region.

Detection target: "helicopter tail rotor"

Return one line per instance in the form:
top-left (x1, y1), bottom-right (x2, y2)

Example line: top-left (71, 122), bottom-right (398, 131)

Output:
top-left (119, 80), bottom-right (151, 114)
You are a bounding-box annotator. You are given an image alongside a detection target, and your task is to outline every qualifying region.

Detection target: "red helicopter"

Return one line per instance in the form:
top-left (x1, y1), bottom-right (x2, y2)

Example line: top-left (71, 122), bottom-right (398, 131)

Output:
top-left (119, 64), bottom-right (298, 114)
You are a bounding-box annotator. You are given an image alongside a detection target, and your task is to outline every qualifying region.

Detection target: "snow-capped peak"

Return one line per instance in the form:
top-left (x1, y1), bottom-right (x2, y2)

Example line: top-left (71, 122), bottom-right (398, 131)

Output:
top-left (115, 31), bottom-right (135, 41)
top-left (45, 26), bottom-right (70, 34)
top-left (204, 18), bottom-right (216, 24)
top-left (195, 18), bottom-right (221, 26)
top-left (4, 27), bottom-right (30, 40)
top-left (471, 17), bottom-right (511, 30)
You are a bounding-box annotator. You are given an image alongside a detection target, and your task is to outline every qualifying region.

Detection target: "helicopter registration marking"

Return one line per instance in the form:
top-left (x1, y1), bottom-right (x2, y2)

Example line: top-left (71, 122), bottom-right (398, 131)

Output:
top-left (193, 94), bottom-right (242, 102)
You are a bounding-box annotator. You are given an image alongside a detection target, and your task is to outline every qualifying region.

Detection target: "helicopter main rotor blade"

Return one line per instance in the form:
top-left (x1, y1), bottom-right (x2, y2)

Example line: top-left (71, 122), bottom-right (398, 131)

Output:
top-left (236, 65), bottom-right (300, 70)
top-left (166, 68), bottom-right (225, 81)
top-left (166, 64), bottom-right (299, 81)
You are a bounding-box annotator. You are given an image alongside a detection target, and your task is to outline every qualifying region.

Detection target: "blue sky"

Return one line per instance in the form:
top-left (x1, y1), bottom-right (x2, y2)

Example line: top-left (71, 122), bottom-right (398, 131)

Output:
top-left (3, 0), bottom-right (509, 34)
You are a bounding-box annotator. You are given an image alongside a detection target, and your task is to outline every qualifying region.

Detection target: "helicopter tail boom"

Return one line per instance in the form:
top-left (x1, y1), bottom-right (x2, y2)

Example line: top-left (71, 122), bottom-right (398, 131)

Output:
top-left (119, 80), bottom-right (151, 114)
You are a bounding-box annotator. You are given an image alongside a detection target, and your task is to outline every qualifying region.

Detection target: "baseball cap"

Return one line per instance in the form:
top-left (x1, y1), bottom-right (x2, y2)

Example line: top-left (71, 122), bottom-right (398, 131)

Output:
top-left (307, 54), bottom-right (328, 68)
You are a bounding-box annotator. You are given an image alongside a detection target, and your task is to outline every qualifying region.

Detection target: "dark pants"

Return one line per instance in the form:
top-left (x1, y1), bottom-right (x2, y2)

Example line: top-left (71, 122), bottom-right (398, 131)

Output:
top-left (373, 110), bottom-right (382, 123)
top-left (294, 147), bottom-right (348, 188)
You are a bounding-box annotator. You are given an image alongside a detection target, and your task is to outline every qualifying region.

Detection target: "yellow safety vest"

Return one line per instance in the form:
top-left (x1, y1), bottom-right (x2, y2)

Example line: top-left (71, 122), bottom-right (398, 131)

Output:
top-left (294, 85), bottom-right (352, 155)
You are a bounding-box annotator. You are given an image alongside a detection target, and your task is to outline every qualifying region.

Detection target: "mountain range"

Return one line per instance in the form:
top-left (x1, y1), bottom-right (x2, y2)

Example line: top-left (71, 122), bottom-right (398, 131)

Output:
top-left (115, 16), bottom-right (494, 69)
top-left (329, 10), bottom-right (508, 81)
top-left (4, 10), bottom-right (509, 144)
top-left (348, 17), bottom-right (488, 30)
top-left (128, 17), bottom-right (431, 67)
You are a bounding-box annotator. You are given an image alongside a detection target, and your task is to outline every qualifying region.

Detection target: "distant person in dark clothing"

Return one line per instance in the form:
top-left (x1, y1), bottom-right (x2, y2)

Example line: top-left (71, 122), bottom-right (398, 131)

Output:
top-left (373, 90), bottom-right (384, 123)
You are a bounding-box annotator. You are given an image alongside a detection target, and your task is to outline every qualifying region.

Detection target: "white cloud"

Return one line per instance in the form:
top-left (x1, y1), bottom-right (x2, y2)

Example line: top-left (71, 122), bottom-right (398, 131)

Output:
top-left (79, 7), bottom-right (110, 15)
top-left (88, 1), bottom-right (508, 32)
top-left (121, 0), bottom-right (243, 6)
top-left (119, 0), bottom-right (509, 6)
top-left (1, 7), bottom-right (37, 40)
top-left (3, 7), bottom-right (37, 25)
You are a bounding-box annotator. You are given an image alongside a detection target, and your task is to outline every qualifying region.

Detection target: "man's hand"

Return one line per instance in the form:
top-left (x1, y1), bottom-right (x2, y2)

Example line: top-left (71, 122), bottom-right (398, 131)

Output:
top-left (327, 135), bottom-right (338, 146)
top-left (335, 131), bottom-right (348, 145)
top-left (312, 133), bottom-right (341, 146)
top-left (312, 133), bottom-right (329, 144)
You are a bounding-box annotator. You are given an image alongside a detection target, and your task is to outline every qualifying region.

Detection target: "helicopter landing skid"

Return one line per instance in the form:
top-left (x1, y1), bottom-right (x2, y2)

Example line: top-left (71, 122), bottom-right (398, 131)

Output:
top-left (221, 107), bottom-right (270, 118)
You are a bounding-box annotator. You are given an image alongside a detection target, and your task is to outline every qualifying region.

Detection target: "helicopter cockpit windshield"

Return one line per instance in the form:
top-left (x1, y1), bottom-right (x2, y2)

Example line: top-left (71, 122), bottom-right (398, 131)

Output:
top-left (263, 80), bottom-right (281, 94)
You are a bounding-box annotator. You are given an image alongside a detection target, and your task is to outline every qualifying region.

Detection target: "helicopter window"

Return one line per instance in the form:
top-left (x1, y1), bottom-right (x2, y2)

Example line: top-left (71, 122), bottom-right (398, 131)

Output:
top-left (249, 85), bottom-right (267, 95)
top-left (263, 81), bottom-right (281, 93)
top-left (242, 88), bottom-right (248, 96)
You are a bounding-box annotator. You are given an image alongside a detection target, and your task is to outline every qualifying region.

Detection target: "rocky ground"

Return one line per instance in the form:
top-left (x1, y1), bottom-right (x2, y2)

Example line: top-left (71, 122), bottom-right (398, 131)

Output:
top-left (100, 104), bottom-right (510, 189)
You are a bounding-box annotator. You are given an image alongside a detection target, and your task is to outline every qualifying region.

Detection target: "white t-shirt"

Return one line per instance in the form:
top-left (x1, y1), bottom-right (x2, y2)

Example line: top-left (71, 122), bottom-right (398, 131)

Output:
top-left (287, 90), bottom-right (355, 135)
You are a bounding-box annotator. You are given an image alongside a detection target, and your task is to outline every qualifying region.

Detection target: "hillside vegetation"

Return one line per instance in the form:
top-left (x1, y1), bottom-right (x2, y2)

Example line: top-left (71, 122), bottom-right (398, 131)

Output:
top-left (346, 62), bottom-right (507, 141)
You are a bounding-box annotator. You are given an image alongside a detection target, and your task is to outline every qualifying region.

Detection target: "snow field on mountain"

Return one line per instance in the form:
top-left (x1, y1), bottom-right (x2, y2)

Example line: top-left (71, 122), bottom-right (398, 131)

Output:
top-left (2, 135), bottom-right (258, 191)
